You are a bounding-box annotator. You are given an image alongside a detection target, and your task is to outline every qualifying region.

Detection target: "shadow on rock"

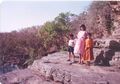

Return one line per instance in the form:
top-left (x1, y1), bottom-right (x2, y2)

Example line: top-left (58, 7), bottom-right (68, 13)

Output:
top-left (109, 40), bottom-right (120, 51)
top-left (94, 49), bottom-right (115, 66)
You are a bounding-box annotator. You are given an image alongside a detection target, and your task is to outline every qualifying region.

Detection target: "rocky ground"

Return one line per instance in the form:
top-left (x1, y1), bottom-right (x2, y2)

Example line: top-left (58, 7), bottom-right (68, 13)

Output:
top-left (0, 51), bottom-right (120, 84)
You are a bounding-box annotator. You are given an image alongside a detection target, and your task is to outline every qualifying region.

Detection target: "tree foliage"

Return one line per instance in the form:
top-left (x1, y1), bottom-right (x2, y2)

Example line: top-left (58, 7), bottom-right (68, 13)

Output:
top-left (0, 12), bottom-right (74, 68)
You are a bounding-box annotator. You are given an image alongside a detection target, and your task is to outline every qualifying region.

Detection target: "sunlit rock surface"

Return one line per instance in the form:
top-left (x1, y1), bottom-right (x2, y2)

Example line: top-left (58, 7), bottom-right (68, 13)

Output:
top-left (0, 51), bottom-right (120, 84)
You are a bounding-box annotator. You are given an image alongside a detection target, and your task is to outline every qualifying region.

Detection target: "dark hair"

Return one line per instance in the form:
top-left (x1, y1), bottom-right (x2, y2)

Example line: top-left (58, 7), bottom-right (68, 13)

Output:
top-left (80, 24), bottom-right (86, 31)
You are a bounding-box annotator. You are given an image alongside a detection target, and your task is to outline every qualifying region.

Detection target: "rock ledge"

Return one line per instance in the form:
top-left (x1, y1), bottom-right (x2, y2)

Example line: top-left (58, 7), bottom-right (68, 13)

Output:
top-left (0, 51), bottom-right (120, 84)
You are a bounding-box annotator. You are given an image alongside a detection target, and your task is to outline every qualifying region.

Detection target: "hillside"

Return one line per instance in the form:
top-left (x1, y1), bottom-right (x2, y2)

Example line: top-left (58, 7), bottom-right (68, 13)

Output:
top-left (71, 1), bottom-right (120, 38)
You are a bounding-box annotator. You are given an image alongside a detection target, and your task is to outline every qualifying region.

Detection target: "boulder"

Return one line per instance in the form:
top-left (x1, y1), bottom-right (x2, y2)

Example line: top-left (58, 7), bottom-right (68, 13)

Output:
top-left (94, 49), bottom-right (115, 66)
top-left (110, 51), bottom-right (120, 68)
top-left (94, 38), bottom-right (120, 50)
top-left (112, 28), bottom-right (120, 39)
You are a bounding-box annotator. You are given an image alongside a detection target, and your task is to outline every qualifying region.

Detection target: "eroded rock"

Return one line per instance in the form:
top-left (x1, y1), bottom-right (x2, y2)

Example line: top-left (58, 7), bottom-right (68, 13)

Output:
top-left (28, 52), bottom-right (120, 84)
top-left (0, 51), bottom-right (120, 84)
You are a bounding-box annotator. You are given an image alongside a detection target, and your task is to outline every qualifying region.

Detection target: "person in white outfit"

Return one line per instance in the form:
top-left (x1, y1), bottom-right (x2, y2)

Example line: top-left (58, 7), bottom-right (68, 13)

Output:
top-left (67, 33), bottom-right (75, 63)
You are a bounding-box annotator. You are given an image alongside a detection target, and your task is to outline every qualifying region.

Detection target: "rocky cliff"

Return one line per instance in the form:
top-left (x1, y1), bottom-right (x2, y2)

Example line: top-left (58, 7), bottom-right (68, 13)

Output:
top-left (0, 51), bottom-right (120, 84)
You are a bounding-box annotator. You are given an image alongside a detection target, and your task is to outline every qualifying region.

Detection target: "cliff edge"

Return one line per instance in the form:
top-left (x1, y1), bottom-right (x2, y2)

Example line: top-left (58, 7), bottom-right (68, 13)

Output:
top-left (0, 51), bottom-right (120, 84)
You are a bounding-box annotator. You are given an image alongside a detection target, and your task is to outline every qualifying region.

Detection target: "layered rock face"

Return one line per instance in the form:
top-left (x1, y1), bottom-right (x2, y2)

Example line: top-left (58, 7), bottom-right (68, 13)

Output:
top-left (110, 1), bottom-right (120, 30)
top-left (0, 52), bottom-right (120, 84)
top-left (94, 5), bottom-right (120, 62)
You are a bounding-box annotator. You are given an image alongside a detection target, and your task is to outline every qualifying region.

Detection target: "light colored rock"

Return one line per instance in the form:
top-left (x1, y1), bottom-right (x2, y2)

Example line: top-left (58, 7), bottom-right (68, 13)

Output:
top-left (29, 52), bottom-right (120, 84)
top-left (64, 71), bottom-right (71, 84)
top-left (1, 51), bottom-right (120, 84)
top-left (93, 81), bottom-right (109, 84)
top-left (93, 48), bottom-right (102, 57)
top-left (112, 28), bottom-right (120, 39)
top-left (52, 69), bottom-right (65, 82)
top-left (94, 38), bottom-right (120, 49)
top-left (113, 52), bottom-right (120, 60)
top-left (0, 69), bottom-right (55, 84)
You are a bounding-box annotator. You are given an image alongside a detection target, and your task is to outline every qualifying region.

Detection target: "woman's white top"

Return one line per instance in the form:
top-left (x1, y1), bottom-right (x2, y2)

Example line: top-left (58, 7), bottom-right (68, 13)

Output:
top-left (77, 31), bottom-right (86, 39)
